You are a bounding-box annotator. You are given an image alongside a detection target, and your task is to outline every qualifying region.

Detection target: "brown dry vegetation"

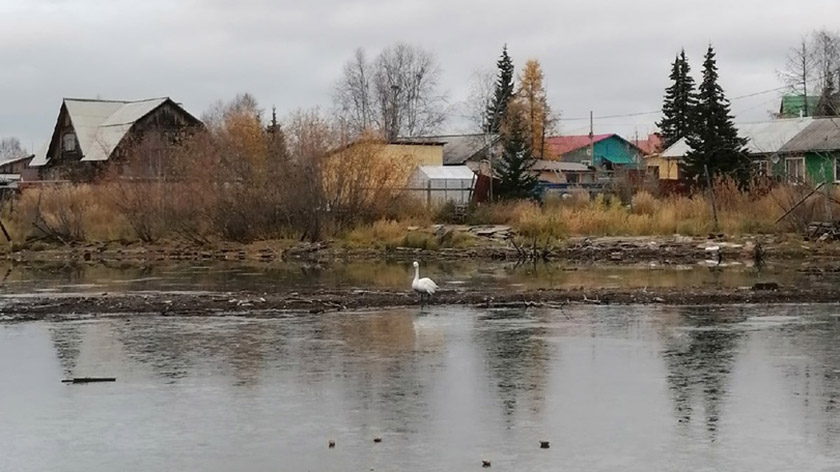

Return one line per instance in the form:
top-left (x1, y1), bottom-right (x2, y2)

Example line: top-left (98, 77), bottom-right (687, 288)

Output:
top-left (1, 95), bottom-right (837, 251)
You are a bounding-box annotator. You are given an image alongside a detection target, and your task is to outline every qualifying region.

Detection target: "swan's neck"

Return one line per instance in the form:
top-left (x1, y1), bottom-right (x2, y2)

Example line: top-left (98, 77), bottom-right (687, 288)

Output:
top-left (414, 266), bottom-right (420, 282)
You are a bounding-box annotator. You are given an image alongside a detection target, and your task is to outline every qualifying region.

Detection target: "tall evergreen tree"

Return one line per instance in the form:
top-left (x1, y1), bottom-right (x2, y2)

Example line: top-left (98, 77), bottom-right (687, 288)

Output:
top-left (495, 101), bottom-right (538, 200)
top-left (815, 72), bottom-right (839, 116)
top-left (485, 45), bottom-right (515, 134)
top-left (657, 49), bottom-right (697, 149)
top-left (683, 45), bottom-right (750, 186)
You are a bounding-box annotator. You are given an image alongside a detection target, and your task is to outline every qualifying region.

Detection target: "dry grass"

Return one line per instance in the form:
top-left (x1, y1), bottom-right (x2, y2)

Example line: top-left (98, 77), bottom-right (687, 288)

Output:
top-left (4, 185), bottom-right (133, 244)
top-left (460, 180), bottom-right (833, 239)
top-left (3, 171), bottom-right (835, 251)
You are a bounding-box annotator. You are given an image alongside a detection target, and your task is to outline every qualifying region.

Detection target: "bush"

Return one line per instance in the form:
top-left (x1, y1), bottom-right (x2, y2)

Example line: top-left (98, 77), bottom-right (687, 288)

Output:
top-left (9, 185), bottom-right (132, 244)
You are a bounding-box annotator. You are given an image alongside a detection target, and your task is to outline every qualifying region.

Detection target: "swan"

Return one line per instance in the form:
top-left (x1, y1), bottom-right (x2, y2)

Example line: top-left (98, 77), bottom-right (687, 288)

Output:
top-left (412, 261), bottom-right (439, 303)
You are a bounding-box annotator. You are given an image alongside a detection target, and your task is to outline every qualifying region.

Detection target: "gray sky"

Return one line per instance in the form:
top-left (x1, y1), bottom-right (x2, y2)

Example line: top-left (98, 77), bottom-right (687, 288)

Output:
top-left (1, 0), bottom-right (838, 151)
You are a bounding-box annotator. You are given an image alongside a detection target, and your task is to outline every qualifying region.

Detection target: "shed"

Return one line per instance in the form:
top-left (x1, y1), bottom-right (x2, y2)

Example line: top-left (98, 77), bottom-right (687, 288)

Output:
top-left (407, 165), bottom-right (476, 205)
top-left (531, 159), bottom-right (596, 184)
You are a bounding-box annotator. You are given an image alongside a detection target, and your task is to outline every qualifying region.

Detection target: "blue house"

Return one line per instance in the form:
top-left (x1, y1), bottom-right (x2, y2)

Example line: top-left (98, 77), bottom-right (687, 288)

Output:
top-left (545, 133), bottom-right (644, 170)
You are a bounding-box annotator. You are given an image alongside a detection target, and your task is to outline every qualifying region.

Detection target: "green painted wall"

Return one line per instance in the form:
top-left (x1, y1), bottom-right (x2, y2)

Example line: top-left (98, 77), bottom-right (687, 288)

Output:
top-left (805, 152), bottom-right (836, 183)
top-left (769, 151), bottom-right (839, 183)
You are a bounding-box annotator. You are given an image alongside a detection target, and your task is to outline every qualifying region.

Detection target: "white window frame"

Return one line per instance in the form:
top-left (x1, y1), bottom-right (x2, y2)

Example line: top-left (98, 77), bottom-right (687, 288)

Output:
top-left (834, 157), bottom-right (840, 183)
top-left (785, 157), bottom-right (805, 183)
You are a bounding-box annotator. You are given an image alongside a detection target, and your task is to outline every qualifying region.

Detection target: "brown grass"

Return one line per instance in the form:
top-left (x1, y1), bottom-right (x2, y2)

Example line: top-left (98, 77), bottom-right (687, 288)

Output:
top-left (460, 180), bottom-right (837, 240)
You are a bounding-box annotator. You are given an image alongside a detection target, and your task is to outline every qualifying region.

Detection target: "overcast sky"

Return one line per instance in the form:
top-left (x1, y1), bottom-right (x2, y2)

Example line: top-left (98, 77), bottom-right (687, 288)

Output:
top-left (1, 0), bottom-right (838, 151)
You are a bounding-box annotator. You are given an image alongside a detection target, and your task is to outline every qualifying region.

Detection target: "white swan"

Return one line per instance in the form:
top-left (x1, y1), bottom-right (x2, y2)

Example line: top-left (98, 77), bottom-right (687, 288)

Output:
top-left (412, 261), bottom-right (439, 303)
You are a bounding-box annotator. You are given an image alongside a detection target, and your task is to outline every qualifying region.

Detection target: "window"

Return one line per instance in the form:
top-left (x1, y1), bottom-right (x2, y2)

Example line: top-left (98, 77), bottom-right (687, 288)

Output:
top-left (647, 165), bottom-right (660, 179)
top-left (835, 157), bottom-right (840, 183)
top-left (752, 159), bottom-right (771, 178)
top-left (63, 133), bottom-right (76, 152)
top-left (785, 157), bottom-right (805, 183)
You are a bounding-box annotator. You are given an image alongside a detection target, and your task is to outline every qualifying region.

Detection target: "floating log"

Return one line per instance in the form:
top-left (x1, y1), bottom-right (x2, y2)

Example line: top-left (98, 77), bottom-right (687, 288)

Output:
top-left (61, 377), bottom-right (116, 384)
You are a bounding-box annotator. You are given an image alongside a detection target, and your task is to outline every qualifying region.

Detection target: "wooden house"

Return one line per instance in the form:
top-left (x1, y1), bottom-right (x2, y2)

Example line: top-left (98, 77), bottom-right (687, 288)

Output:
top-left (30, 97), bottom-right (202, 181)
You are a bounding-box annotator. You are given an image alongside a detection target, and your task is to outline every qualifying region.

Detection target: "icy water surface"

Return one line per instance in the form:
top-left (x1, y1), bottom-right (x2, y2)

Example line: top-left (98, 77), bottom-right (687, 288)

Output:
top-left (2, 305), bottom-right (840, 471)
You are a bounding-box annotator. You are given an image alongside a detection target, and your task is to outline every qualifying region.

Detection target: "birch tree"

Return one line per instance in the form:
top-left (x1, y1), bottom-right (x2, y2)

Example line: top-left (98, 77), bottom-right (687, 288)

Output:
top-left (333, 43), bottom-right (446, 140)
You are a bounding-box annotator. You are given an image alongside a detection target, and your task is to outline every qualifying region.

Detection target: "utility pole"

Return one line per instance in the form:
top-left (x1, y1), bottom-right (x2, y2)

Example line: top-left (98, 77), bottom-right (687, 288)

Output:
top-left (589, 111), bottom-right (595, 180)
top-left (802, 41), bottom-right (810, 117)
top-left (390, 84), bottom-right (400, 141)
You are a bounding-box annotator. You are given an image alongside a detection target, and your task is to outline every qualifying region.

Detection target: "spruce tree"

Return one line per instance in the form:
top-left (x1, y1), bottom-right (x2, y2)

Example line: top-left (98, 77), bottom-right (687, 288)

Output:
top-left (657, 49), bottom-right (697, 149)
top-left (495, 101), bottom-right (538, 200)
top-left (485, 45), bottom-right (515, 134)
top-left (816, 77), bottom-right (839, 116)
top-left (683, 45), bottom-right (749, 186)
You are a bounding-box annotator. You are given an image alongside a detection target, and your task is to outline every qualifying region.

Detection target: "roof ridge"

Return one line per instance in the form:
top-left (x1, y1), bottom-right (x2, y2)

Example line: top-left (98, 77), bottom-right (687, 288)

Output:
top-left (64, 97), bottom-right (169, 104)
top-left (547, 133), bottom-right (613, 139)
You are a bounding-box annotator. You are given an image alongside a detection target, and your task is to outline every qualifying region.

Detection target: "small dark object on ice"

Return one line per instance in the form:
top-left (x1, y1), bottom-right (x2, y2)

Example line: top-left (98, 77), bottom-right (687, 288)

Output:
top-left (328, 440), bottom-right (335, 449)
top-left (540, 441), bottom-right (550, 449)
top-left (61, 377), bottom-right (116, 384)
top-left (373, 437), bottom-right (382, 443)
top-left (482, 460), bottom-right (492, 468)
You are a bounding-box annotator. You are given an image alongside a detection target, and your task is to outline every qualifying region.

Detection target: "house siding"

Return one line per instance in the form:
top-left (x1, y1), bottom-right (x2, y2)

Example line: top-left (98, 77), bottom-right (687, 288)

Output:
top-left (645, 155), bottom-right (680, 180)
top-left (768, 151), bottom-right (840, 183)
top-left (561, 136), bottom-right (642, 167)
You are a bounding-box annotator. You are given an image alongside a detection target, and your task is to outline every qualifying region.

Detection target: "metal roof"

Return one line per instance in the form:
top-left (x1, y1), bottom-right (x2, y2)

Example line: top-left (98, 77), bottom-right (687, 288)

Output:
top-left (414, 165), bottom-right (476, 180)
top-left (738, 118), bottom-right (815, 154)
top-left (660, 137), bottom-right (690, 158)
top-left (779, 117), bottom-right (840, 153)
top-left (0, 154), bottom-right (33, 168)
top-left (31, 97), bottom-right (170, 166)
top-left (660, 117), bottom-right (816, 158)
top-left (30, 141), bottom-right (50, 167)
top-left (546, 134), bottom-right (613, 155)
top-left (406, 134), bottom-right (498, 165)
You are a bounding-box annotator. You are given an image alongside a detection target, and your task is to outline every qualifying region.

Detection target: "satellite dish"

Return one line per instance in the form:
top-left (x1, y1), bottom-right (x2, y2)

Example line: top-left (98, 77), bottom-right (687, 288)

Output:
top-left (771, 155), bottom-right (780, 164)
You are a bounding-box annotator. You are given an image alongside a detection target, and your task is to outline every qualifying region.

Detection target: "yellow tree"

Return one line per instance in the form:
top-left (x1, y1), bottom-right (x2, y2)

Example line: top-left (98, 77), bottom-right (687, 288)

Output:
top-left (515, 59), bottom-right (553, 159)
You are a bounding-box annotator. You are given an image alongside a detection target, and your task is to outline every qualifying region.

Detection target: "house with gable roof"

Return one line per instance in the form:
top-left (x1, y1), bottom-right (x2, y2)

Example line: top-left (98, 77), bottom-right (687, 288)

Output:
top-left (30, 97), bottom-right (202, 181)
top-left (655, 116), bottom-right (840, 183)
top-left (545, 134), bottom-right (644, 170)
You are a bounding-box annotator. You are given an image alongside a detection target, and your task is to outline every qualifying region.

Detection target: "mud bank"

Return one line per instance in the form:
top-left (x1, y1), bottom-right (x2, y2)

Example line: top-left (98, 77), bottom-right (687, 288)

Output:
top-left (3, 284), bottom-right (840, 322)
top-left (4, 234), bottom-right (840, 266)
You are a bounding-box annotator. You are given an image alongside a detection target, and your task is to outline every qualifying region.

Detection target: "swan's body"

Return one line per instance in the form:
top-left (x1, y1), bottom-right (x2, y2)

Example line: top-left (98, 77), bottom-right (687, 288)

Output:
top-left (412, 261), bottom-right (439, 302)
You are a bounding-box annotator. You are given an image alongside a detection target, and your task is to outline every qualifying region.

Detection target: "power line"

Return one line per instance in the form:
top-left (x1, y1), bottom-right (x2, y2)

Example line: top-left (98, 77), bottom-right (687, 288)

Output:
top-left (554, 85), bottom-right (791, 122)
top-left (442, 83), bottom-right (795, 133)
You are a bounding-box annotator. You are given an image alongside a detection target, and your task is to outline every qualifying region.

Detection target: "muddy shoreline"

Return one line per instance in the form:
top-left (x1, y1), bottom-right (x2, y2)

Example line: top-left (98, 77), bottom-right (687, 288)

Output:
top-left (3, 234), bottom-right (840, 322)
top-left (4, 234), bottom-right (838, 266)
top-left (3, 284), bottom-right (840, 323)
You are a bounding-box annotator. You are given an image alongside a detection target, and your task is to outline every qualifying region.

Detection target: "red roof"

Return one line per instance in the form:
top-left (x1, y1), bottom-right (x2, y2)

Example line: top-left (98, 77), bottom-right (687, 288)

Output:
top-left (546, 134), bottom-right (613, 157)
top-left (634, 133), bottom-right (663, 155)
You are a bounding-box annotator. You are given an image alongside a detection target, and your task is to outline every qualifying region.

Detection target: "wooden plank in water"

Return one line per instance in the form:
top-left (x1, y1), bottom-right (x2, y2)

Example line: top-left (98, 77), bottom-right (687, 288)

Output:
top-left (61, 377), bottom-right (116, 384)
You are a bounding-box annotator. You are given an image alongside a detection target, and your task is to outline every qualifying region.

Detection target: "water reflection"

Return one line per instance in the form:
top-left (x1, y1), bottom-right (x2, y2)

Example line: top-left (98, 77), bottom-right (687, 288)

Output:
top-left (2, 259), bottom-right (837, 297)
top-left (660, 307), bottom-right (745, 439)
top-left (474, 309), bottom-right (550, 420)
top-left (3, 305), bottom-right (840, 471)
top-left (49, 323), bottom-right (84, 375)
